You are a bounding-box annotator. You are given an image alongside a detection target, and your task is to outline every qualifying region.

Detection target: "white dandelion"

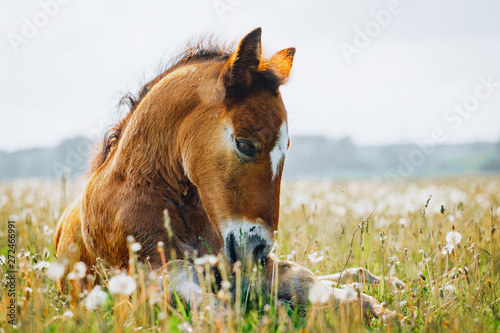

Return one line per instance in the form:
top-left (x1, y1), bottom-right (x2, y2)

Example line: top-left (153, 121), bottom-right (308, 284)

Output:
top-left (108, 274), bottom-right (137, 295)
top-left (46, 261), bottom-right (66, 281)
top-left (34, 261), bottom-right (50, 271)
top-left (443, 284), bottom-right (456, 293)
top-left (130, 242), bottom-right (142, 252)
top-left (308, 283), bottom-right (331, 304)
top-left (446, 231), bottom-right (462, 245)
top-left (342, 286), bottom-right (358, 301)
top-left (84, 285), bottom-right (109, 310)
top-left (177, 322), bottom-right (193, 332)
top-left (194, 255), bottom-right (218, 266)
top-left (62, 310), bottom-right (73, 318)
top-left (441, 243), bottom-right (454, 255)
top-left (308, 251), bottom-right (324, 263)
top-left (74, 262), bottom-right (87, 278)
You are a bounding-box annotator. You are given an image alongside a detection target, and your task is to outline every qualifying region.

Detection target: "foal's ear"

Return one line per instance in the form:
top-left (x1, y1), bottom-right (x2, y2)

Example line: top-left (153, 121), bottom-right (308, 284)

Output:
top-left (266, 47), bottom-right (296, 84)
top-left (222, 27), bottom-right (262, 93)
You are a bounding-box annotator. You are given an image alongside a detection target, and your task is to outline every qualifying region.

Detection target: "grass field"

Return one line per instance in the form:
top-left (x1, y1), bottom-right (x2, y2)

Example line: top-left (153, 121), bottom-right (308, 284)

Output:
top-left (1, 176), bottom-right (499, 332)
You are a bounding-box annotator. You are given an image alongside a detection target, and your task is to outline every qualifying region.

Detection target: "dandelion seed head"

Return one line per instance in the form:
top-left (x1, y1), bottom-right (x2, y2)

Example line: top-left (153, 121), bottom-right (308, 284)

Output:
top-left (398, 218), bottom-right (409, 227)
top-left (84, 285), bottom-right (108, 310)
top-left (46, 261), bottom-right (65, 280)
top-left (308, 251), bottom-right (324, 263)
top-left (441, 243), bottom-right (454, 255)
top-left (308, 283), bottom-right (331, 304)
top-left (62, 310), bottom-right (73, 318)
top-left (446, 231), bottom-right (462, 245)
top-left (443, 284), bottom-right (456, 293)
top-left (73, 262), bottom-right (87, 279)
top-left (342, 286), bottom-right (357, 301)
top-left (130, 242), bottom-right (141, 252)
top-left (177, 322), bottom-right (193, 332)
top-left (34, 261), bottom-right (50, 271)
top-left (108, 274), bottom-right (137, 295)
top-left (194, 255), bottom-right (218, 266)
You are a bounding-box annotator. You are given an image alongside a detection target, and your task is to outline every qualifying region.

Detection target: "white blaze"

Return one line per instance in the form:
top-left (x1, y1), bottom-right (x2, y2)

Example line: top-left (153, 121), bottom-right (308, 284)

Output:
top-left (270, 122), bottom-right (288, 179)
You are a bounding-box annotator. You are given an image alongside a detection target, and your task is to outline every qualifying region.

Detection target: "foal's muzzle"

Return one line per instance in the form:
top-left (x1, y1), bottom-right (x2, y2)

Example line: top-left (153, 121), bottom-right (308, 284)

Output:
top-left (222, 222), bottom-right (273, 265)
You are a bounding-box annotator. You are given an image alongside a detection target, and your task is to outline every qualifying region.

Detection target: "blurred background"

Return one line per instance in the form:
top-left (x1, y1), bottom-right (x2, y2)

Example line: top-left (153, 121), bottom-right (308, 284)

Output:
top-left (1, 0), bottom-right (500, 180)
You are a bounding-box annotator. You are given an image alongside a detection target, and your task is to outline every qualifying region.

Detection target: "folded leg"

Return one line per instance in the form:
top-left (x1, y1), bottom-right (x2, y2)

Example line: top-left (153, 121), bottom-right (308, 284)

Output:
top-left (318, 267), bottom-right (405, 291)
top-left (263, 258), bottom-right (402, 320)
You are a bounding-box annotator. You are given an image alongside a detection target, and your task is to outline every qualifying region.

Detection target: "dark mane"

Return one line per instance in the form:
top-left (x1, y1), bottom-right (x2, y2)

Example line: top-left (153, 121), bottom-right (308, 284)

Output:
top-left (88, 40), bottom-right (233, 174)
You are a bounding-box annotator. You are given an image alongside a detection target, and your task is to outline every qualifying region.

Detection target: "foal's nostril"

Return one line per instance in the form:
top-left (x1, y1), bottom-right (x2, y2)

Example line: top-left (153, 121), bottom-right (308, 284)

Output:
top-left (252, 243), bottom-right (267, 262)
top-left (226, 233), bottom-right (238, 264)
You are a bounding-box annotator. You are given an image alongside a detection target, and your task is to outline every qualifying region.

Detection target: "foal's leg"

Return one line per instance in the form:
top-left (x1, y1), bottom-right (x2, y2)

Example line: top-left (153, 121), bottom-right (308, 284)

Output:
top-left (263, 258), bottom-right (401, 320)
top-left (317, 267), bottom-right (405, 290)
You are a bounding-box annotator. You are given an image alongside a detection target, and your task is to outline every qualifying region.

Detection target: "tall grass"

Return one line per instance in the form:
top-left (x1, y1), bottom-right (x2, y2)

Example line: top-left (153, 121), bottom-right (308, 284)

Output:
top-left (1, 176), bottom-right (499, 332)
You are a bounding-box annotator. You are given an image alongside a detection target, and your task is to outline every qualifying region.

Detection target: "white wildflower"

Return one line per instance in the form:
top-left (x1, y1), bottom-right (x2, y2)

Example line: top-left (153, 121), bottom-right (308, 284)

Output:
top-left (308, 251), bottom-right (324, 263)
top-left (308, 283), bottom-right (331, 304)
top-left (446, 231), bottom-right (462, 245)
top-left (108, 274), bottom-right (137, 295)
top-left (46, 261), bottom-right (66, 280)
top-left (0, 255), bottom-right (5, 265)
top-left (34, 261), bottom-right (50, 270)
top-left (84, 285), bottom-right (108, 310)
top-left (130, 242), bottom-right (142, 252)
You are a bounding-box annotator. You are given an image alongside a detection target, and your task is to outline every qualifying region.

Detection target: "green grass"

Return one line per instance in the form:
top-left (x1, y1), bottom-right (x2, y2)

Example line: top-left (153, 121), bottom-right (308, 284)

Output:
top-left (1, 176), bottom-right (499, 332)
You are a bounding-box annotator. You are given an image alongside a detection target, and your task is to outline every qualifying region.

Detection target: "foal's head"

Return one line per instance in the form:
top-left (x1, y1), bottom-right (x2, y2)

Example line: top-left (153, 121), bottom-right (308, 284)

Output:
top-left (178, 28), bottom-right (295, 266)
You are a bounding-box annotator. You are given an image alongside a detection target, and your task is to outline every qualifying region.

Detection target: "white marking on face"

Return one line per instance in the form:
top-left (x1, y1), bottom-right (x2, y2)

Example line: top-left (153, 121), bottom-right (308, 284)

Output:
top-left (223, 124), bottom-right (234, 148)
top-left (270, 122), bottom-right (289, 179)
top-left (220, 220), bottom-right (272, 248)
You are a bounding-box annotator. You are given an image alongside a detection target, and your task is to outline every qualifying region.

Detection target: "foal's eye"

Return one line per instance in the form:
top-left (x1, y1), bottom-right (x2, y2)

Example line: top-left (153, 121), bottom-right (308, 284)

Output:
top-left (235, 139), bottom-right (256, 160)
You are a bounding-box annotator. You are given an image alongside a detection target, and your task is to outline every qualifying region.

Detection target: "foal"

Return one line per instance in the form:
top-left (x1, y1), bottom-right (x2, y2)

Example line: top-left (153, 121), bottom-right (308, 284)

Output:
top-left (55, 28), bottom-right (399, 320)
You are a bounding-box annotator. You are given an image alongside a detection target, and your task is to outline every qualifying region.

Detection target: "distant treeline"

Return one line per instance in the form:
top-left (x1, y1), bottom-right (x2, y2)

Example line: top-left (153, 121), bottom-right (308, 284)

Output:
top-left (1, 136), bottom-right (499, 180)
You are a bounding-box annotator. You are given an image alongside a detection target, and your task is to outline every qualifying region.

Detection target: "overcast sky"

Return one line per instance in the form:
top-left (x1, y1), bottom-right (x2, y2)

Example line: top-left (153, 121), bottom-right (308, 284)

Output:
top-left (1, 0), bottom-right (500, 152)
